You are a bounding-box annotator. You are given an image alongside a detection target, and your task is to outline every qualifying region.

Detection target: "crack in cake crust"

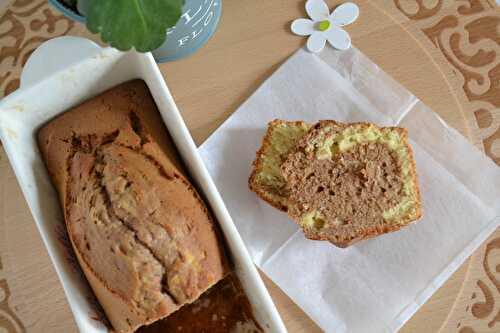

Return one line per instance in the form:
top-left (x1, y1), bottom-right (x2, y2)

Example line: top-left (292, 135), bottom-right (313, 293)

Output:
top-left (37, 80), bottom-right (229, 332)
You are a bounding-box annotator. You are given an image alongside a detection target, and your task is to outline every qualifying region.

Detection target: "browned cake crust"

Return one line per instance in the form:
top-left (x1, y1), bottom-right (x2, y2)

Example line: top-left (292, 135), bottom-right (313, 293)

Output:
top-left (248, 120), bottom-right (310, 211)
top-left (37, 80), bottom-right (229, 333)
top-left (282, 120), bottom-right (422, 248)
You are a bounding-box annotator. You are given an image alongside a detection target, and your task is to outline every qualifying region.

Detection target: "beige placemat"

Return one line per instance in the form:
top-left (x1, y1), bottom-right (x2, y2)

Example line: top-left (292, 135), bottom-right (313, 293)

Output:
top-left (0, 1), bottom-right (498, 332)
top-left (374, 2), bottom-right (500, 332)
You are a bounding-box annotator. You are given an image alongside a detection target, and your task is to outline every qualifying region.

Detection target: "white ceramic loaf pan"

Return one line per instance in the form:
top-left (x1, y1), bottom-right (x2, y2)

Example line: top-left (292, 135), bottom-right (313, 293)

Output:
top-left (0, 36), bottom-right (287, 333)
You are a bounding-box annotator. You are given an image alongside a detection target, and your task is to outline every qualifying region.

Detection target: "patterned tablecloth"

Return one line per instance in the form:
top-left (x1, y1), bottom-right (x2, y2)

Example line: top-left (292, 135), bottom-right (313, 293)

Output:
top-left (383, 2), bottom-right (500, 331)
top-left (0, 1), bottom-right (499, 332)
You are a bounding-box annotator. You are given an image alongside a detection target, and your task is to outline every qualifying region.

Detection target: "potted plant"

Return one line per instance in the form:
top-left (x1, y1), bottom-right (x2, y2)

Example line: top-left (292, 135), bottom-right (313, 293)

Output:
top-left (49, 0), bottom-right (222, 62)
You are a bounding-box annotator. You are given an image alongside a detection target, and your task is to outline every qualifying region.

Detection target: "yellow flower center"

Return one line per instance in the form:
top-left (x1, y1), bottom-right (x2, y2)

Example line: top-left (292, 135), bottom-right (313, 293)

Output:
top-left (318, 20), bottom-right (330, 31)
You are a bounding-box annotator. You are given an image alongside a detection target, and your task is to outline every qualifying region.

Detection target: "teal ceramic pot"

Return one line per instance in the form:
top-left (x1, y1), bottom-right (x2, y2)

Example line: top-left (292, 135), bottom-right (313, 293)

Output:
top-left (48, 0), bottom-right (222, 62)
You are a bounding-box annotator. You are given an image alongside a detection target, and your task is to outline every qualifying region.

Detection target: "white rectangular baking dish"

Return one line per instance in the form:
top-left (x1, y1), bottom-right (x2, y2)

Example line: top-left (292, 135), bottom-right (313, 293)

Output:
top-left (0, 36), bottom-right (286, 333)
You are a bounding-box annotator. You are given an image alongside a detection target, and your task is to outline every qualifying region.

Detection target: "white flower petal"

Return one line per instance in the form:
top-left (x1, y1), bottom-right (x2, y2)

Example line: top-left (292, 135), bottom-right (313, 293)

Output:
top-left (306, 0), bottom-right (330, 21)
top-left (325, 26), bottom-right (351, 50)
top-left (330, 2), bottom-right (359, 26)
top-left (306, 32), bottom-right (327, 53)
top-left (291, 18), bottom-right (315, 36)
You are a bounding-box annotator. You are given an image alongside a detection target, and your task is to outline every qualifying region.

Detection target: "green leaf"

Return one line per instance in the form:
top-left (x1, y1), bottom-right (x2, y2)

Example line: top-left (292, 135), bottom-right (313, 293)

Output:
top-left (86, 0), bottom-right (184, 52)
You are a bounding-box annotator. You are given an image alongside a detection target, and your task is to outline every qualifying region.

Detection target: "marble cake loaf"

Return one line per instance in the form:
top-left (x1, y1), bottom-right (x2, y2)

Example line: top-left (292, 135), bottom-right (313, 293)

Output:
top-left (250, 119), bottom-right (422, 247)
top-left (248, 120), bottom-right (311, 211)
top-left (38, 80), bottom-right (229, 333)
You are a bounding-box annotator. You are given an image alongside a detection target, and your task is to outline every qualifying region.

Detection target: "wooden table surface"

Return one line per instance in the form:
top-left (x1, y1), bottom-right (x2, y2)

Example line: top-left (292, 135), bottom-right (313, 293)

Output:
top-left (0, 0), bottom-right (499, 332)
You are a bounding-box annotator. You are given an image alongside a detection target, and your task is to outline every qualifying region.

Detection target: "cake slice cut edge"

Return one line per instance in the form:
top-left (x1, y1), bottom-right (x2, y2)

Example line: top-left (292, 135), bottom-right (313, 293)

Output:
top-left (248, 119), bottom-right (311, 211)
top-left (282, 120), bottom-right (422, 247)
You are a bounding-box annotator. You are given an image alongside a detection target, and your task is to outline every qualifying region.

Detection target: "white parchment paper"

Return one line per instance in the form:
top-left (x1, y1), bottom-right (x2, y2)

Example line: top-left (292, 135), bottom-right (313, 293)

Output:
top-left (198, 47), bottom-right (500, 333)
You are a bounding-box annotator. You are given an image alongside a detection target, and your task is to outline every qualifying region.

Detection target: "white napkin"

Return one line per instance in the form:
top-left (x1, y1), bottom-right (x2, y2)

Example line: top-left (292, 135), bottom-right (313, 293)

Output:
top-left (198, 47), bottom-right (500, 333)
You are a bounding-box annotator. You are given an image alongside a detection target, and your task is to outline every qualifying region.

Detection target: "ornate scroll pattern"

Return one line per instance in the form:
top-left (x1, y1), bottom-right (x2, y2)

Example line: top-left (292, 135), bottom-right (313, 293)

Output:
top-left (448, 236), bottom-right (500, 332)
top-left (0, 280), bottom-right (26, 333)
top-left (392, 1), bottom-right (500, 332)
top-left (394, 0), bottom-right (444, 20)
top-left (0, 0), bottom-right (74, 96)
top-left (393, 0), bottom-right (500, 164)
top-left (0, 2), bottom-right (78, 332)
top-left (475, 238), bottom-right (500, 329)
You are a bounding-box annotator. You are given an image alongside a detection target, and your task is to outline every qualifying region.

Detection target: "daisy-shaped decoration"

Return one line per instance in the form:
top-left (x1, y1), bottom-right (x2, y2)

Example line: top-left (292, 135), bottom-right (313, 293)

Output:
top-left (291, 0), bottom-right (359, 53)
